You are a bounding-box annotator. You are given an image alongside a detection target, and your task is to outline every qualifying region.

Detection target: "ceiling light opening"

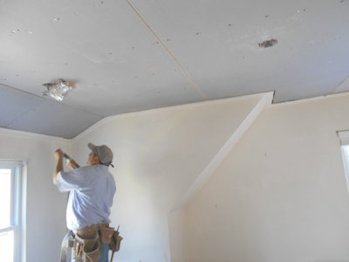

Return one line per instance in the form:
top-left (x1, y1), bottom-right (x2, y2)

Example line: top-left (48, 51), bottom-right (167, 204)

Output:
top-left (42, 79), bottom-right (75, 102)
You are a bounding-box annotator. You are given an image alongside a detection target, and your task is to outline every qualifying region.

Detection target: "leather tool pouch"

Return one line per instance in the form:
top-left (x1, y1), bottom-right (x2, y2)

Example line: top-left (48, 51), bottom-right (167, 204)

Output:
top-left (109, 229), bottom-right (123, 252)
top-left (83, 241), bottom-right (100, 262)
top-left (99, 225), bottom-right (115, 244)
top-left (74, 233), bottom-right (100, 262)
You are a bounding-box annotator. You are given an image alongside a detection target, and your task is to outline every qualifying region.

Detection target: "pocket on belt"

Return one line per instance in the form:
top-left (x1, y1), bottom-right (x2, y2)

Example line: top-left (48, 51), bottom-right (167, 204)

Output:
top-left (99, 225), bottom-right (115, 244)
top-left (74, 233), bottom-right (99, 261)
top-left (83, 241), bottom-right (100, 262)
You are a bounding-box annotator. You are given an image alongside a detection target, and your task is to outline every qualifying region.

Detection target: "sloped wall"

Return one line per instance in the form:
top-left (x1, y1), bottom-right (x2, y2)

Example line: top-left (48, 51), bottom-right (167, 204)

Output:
top-left (71, 94), bottom-right (264, 262)
top-left (0, 128), bottom-right (70, 262)
top-left (185, 93), bottom-right (349, 262)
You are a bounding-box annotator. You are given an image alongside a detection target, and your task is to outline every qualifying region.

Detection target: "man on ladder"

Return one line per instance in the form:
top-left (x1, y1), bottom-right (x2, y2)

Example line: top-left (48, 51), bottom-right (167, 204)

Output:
top-left (53, 143), bottom-right (116, 262)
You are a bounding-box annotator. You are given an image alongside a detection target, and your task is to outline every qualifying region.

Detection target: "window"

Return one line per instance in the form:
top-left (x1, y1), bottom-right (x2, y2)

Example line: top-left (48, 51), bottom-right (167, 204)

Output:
top-left (341, 145), bottom-right (349, 184)
top-left (0, 161), bottom-right (24, 262)
top-left (338, 131), bottom-right (349, 193)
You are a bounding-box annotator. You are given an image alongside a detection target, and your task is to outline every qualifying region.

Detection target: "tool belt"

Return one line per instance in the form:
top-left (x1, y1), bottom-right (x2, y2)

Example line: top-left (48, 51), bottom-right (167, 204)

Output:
top-left (67, 224), bottom-right (122, 262)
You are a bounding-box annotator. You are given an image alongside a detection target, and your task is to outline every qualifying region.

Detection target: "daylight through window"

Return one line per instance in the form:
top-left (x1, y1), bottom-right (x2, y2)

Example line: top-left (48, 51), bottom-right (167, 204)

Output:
top-left (0, 161), bottom-right (24, 262)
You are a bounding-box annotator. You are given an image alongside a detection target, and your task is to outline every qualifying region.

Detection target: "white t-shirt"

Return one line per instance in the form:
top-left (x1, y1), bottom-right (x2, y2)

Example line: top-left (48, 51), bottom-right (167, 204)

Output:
top-left (55, 165), bottom-right (116, 230)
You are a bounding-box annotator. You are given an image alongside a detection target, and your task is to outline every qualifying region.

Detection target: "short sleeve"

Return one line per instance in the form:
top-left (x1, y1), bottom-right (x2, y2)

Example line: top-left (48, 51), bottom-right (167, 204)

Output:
top-left (55, 169), bottom-right (85, 192)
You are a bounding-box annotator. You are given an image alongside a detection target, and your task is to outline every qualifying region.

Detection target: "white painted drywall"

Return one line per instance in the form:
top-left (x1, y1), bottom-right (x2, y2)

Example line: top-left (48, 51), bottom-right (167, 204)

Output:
top-left (0, 128), bottom-right (70, 262)
top-left (185, 93), bottom-right (349, 262)
top-left (71, 94), bottom-right (264, 262)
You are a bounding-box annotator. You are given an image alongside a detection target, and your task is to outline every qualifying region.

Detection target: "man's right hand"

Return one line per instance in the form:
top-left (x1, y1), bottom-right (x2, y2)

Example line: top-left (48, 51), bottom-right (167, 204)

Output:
top-left (67, 159), bottom-right (79, 169)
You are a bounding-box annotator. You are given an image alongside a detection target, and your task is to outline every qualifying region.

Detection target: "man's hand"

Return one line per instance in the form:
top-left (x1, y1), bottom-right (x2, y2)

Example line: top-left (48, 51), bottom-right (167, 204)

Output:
top-left (53, 148), bottom-right (64, 184)
top-left (67, 159), bottom-right (79, 169)
top-left (54, 149), bottom-right (64, 161)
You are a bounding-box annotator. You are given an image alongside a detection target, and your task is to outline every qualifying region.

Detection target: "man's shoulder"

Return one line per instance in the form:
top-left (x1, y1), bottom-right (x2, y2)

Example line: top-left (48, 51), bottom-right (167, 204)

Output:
top-left (84, 165), bottom-right (113, 177)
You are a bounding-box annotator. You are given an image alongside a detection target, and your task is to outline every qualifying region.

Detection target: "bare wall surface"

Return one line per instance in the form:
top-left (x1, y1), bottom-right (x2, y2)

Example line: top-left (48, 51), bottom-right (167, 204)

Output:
top-left (185, 93), bottom-right (349, 262)
top-left (0, 129), bottom-right (70, 262)
top-left (71, 94), bottom-right (264, 262)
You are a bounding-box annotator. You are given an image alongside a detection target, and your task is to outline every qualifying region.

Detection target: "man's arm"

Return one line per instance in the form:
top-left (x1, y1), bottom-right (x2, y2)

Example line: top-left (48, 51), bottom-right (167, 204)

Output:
top-left (53, 149), bottom-right (64, 184)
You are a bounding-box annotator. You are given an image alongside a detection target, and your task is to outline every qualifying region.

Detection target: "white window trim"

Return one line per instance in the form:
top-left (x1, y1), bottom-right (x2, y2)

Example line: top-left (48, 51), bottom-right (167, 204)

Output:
top-left (0, 160), bottom-right (26, 262)
top-left (338, 130), bottom-right (349, 145)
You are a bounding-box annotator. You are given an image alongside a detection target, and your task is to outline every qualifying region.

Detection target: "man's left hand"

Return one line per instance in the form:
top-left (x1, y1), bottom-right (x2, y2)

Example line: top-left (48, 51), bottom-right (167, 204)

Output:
top-left (54, 149), bottom-right (64, 161)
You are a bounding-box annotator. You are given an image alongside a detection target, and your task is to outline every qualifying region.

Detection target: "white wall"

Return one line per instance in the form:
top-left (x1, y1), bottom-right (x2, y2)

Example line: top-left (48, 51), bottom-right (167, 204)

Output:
top-left (0, 128), bottom-right (70, 262)
top-left (185, 93), bottom-right (349, 262)
top-left (71, 94), bottom-right (263, 262)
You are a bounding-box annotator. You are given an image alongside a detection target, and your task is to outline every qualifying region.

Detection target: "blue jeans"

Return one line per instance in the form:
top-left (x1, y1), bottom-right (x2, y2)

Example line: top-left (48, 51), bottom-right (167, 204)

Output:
top-left (98, 243), bottom-right (109, 262)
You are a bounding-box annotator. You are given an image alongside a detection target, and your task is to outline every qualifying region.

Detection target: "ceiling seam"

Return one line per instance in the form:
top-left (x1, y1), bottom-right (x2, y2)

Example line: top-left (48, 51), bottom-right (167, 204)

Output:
top-left (124, 0), bottom-right (206, 99)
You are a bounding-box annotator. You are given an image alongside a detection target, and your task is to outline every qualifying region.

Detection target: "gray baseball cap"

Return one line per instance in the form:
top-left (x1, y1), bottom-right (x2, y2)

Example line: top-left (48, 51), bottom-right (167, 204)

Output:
top-left (88, 143), bottom-right (113, 166)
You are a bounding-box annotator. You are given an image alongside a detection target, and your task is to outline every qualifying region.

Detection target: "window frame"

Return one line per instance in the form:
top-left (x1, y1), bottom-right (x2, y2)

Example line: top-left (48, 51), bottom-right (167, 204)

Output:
top-left (0, 160), bottom-right (25, 262)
